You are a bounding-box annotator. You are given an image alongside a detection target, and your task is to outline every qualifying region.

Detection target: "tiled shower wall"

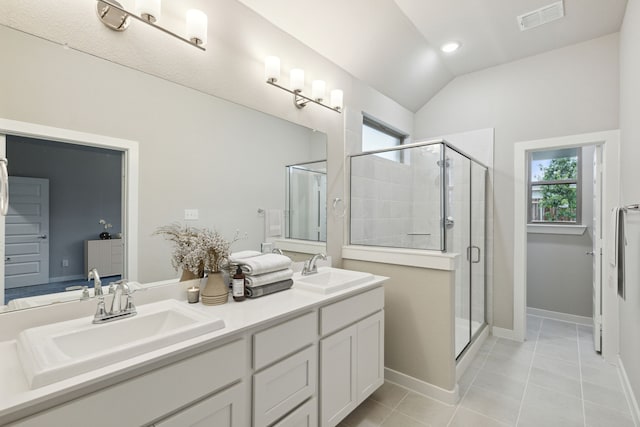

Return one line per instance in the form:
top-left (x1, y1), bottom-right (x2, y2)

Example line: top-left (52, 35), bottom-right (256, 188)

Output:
top-left (350, 146), bottom-right (442, 249)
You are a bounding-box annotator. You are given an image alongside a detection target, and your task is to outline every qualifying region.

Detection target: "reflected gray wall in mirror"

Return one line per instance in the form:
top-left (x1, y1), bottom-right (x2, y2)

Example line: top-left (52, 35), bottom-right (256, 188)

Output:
top-left (286, 161), bottom-right (327, 242)
top-left (0, 26), bottom-right (327, 313)
top-left (4, 137), bottom-right (123, 305)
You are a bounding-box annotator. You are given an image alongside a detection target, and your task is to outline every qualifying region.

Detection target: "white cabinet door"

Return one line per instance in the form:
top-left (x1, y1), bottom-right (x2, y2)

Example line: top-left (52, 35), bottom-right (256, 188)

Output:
top-left (356, 311), bottom-right (384, 403)
top-left (155, 382), bottom-right (246, 427)
top-left (320, 324), bottom-right (357, 427)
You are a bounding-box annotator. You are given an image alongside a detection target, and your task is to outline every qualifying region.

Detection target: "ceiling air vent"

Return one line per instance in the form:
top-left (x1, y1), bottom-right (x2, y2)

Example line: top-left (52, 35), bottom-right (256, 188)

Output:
top-left (517, 1), bottom-right (565, 31)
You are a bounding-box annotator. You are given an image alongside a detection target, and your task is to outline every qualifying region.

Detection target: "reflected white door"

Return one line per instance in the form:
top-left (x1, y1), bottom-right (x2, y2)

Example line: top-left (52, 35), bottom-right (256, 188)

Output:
top-left (5, 177), bottom-right (50, 288)
top-left (592, 147), bottom-right (603, 352)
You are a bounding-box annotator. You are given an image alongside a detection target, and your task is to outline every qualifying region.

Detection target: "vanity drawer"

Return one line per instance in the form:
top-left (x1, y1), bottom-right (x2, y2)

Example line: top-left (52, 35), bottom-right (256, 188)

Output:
top-left (10, 339), bottom-right (247, 427)
top-left (272, 398), bottom-right (317, 427)
top-left (253, 311), bottom-right (317, 370)
top-left (320, 287), bottom-right (384, 336)
top-left (253, 345), bottom-right (317, 427)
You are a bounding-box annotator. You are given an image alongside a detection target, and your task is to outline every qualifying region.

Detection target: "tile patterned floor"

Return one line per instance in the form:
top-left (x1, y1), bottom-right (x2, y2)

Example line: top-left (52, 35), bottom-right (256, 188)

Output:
top-left (338, 315), bottom-right (637, 427)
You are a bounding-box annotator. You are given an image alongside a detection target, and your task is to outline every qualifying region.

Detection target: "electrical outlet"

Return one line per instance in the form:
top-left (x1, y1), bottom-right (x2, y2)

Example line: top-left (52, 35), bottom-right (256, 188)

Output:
top-left (184, 209), bottom-right (199, 220)
top-left (62, 259), bottom-right (69, 267)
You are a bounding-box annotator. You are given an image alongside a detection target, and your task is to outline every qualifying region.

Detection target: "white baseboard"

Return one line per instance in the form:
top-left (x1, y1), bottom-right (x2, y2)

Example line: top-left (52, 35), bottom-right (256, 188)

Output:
top-left (384, 367), bottom-right (458, 405)
top-left (48, 274), bottom-right (86, 283)
top-left (491, 326), bottom-right (521, 341)
top-left (618, 355), bottom-right (640, 426)
top-left (527, 307), bottom-right (592, 326)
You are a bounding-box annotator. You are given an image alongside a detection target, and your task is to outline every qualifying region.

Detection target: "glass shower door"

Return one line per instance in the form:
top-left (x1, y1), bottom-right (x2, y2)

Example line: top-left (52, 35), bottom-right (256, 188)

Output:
top-left (471, 162), bottom-right (487, 339)
top-left (446, 149), bottom-right (471, 358)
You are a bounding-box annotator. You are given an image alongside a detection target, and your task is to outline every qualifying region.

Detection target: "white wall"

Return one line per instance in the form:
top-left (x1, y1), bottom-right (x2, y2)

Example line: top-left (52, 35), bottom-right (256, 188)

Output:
top-left (0, 0), bottom-right (414, 280)
top-left (619, 0), bottom-right (640, 408)
top-left (414, 34), bottom-right (619, 329)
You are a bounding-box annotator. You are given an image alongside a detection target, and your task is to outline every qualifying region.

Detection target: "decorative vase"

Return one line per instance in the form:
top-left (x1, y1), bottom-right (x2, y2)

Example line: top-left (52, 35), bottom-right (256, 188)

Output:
top-left (99, 232), bottom-right (111, 240)
top-left (180, 269), bottom-right (200, 282)
top-left (201, 271), bottom-right (228, 306)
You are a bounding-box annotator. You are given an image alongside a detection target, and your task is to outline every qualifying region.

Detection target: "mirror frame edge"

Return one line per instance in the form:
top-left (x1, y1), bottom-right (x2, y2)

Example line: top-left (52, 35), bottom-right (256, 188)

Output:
top-left (0, 117), bottom-right (139, 309)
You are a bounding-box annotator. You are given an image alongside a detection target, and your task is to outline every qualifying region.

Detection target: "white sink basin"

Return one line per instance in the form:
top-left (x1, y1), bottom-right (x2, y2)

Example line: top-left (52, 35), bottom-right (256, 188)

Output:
top-left (17, 299), bottom-right (225, 389)
top-left (293, 267), bottom-right (374, 294)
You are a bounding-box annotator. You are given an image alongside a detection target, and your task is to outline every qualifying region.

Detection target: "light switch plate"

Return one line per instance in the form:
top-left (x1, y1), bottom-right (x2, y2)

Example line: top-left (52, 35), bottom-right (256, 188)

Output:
top-left (184, 209), bottom-right (199, 220)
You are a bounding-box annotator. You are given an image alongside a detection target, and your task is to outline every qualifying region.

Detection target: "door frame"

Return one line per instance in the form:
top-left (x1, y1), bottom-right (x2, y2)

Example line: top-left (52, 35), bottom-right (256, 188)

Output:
top-left (0, 118), bottom-right (139, 305)
top-left (512, 130), bottom-right (620, 363)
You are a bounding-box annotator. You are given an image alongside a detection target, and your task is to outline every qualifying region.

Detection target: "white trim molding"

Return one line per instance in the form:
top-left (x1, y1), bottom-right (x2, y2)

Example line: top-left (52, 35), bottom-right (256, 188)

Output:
top-left (491, 326), bottom-right (520, 341)
top-left (527, 307), bottom-right (592, 325)
top-left (384, 367), bottom-right (459, 405)
top-left (618, 355), bottom-right (640, 426)
top-left (513, 130), bottom-right (620, 362)
top-left (342, 245), bottom-right (459, 271)
top-left (526, 224), bottom-right (587, 235)
top-left (0, 118), bottom-right (140, 284)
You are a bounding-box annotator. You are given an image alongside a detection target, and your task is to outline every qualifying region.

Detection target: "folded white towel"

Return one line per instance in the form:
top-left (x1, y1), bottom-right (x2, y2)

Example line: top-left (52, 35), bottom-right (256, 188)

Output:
top-left (238, 254), bottom-right (292, 275)
top-left (229, 250), bottom-right (262, 264)
top-left (245, 268), bottom-right (293, 288)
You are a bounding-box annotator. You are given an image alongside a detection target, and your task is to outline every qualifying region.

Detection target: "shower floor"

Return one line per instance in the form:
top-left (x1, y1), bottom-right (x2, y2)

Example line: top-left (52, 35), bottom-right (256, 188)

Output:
top-left (455, 317), bottom-right (483, 357)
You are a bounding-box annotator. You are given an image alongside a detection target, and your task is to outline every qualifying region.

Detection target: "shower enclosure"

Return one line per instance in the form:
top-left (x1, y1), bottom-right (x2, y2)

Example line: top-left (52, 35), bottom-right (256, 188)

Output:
top-left (350, 140), bottom-right (487, 358)
top-left (286, 160), bottom-right (327, 242)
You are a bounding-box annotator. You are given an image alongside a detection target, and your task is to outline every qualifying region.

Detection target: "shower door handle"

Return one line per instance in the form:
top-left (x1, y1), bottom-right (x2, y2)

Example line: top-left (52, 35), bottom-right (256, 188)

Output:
top-left (471, 245), bottom-right (481, 263)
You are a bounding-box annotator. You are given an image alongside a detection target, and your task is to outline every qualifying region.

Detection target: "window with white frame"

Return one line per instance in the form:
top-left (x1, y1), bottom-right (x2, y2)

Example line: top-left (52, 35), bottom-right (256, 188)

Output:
top-left (528, 148), bottom-right (581, 224)
top-left (362, 116), bottom-right (406, 162)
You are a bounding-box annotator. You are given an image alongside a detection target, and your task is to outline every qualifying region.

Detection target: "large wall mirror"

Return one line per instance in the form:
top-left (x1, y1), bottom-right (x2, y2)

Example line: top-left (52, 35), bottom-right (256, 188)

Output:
top-left (0, 25), bottom-right (327, 313)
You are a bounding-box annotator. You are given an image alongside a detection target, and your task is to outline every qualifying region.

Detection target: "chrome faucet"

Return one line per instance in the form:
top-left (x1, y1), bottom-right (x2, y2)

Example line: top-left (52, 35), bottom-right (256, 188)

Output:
top-left (93, 279), bottom-right (137, 324)
top-left (272, 248), bottom-right (284, 255)
top-left (302, 253), bottom-right (327, 276)
top-left (88, 268), bottom-right (102, 296)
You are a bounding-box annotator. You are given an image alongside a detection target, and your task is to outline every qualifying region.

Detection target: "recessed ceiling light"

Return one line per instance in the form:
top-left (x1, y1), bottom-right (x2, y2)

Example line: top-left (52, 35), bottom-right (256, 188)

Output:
top-left (441, 42), bottom-right (461, 53)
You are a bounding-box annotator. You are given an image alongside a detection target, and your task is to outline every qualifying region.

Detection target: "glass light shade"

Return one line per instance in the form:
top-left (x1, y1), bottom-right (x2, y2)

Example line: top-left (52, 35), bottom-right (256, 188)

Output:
top-left (290, 69), bottom-right (305, 92)
top-left (186, 9), bottom-right (208, 46)
top-left (330, 89), bottom-right (344, 110)
top-left (135, 0), bottom-right (161, 22)
top-left (265, 56), bottom-right (281, 82)
top-left (311, 80), bottom-right (326, 101)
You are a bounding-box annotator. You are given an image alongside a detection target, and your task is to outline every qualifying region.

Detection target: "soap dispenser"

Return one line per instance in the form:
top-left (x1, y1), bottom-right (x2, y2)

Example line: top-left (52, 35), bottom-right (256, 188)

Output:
top-left (232, 265), bottom-right (246, 302)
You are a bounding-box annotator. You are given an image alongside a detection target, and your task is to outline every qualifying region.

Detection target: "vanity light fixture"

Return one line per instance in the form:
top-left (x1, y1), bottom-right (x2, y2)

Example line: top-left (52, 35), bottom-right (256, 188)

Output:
top-left (96, 0), bottom-right (207, 51)
top-left (265, 56), bottom-right (343, 113)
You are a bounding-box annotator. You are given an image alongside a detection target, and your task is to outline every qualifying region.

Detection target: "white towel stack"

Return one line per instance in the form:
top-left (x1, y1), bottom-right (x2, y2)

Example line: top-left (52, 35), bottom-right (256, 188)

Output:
top-left (231, 252), bottom-right (294, 297)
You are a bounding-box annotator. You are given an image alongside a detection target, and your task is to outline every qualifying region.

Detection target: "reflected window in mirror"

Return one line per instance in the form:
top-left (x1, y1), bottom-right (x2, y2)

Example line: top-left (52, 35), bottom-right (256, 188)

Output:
top-left (285, 161), bottom-right (327, 242)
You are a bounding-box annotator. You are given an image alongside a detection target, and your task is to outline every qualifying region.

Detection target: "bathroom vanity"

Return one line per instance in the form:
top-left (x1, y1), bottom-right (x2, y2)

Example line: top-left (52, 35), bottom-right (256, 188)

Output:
top-left (0, 269), bottom-right (386, 427)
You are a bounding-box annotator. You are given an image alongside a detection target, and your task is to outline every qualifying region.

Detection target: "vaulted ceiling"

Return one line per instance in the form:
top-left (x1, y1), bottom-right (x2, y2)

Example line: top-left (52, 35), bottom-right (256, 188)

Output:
top-left (238, 0), bottom-right (628, 112)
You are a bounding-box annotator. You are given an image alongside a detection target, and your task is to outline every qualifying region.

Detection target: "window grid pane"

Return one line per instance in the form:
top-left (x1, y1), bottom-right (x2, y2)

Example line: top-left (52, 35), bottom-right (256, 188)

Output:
top-left (528, 148), bottom-right (581, 224)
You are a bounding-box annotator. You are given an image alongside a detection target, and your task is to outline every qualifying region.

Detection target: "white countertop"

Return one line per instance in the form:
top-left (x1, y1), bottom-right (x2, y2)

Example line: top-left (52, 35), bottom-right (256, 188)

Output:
top-left (0, 272), bottom-right (387, 423)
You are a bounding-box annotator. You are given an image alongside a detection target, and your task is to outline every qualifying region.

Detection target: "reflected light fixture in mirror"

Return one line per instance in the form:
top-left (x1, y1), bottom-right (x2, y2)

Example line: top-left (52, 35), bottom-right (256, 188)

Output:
top-left (96, 0), bottom-right (207, 50)
top-left (264, 56), bottom-right (343, 113)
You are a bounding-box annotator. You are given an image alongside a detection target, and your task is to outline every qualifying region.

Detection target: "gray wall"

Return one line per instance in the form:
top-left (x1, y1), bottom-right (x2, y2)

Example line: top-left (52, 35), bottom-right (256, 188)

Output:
top-left (526, 145), bottom-right (595, 318)
top-left (619, 0), bottom-right (640, 409)
top-left (7, 137), bottom-right (122, 280)
top-left (413, 34), bottom-right (619, 329)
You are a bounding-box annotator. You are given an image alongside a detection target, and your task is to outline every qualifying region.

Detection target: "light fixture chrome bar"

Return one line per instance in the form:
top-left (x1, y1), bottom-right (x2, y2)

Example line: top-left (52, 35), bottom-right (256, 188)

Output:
top-left (266, 80), bottom-right (341, 113)
top-left (97, 0), bottom-right (206, 51)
